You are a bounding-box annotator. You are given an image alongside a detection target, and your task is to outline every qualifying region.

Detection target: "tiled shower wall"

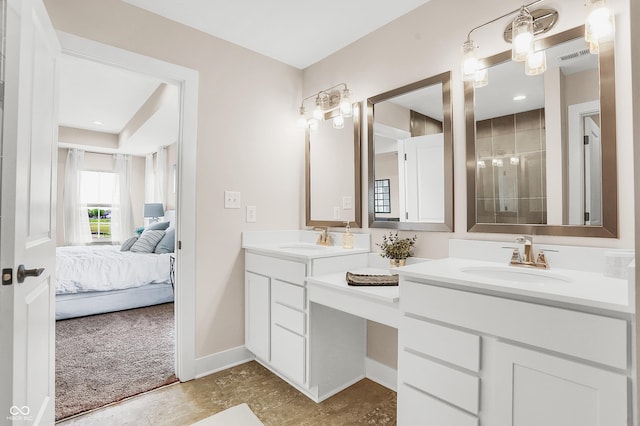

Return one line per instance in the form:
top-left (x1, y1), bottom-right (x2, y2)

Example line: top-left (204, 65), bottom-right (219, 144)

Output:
top-left (476, 108), bottom-right (547, 224)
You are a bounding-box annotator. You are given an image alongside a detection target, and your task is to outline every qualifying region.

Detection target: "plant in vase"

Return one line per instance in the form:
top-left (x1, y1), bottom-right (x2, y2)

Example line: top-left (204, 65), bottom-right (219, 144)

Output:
top-left (377, 232), bottom-right (418, 267)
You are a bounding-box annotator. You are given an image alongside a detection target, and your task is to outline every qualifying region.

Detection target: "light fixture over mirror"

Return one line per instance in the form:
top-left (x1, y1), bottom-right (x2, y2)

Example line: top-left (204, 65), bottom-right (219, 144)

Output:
top-left (461, 0), bottom-right (614, 88)
top-left (298, 83), bottom-right (353, 130)
top-left (367, 72), bottom-right (454, 232)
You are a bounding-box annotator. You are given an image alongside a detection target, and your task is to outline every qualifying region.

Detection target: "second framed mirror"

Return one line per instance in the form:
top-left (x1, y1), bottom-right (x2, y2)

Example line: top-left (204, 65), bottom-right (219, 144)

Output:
top-left (367, 71), bottom-right (454, 231)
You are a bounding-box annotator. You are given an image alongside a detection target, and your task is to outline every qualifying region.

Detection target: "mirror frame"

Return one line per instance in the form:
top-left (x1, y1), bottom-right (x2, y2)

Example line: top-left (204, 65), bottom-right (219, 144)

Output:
top-left (465, 26), bottom-right (618, 238)
top-left (367, 71), bottom-right (454, 232)
top-left (305, 102), bottom-right (362, 228)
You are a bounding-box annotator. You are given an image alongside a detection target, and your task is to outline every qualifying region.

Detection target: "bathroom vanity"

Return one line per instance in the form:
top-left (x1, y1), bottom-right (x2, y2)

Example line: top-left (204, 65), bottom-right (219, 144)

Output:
top-left (395, 239), bottom-right (634, 426)
top-left (242, 230), bottom-right (372, 401)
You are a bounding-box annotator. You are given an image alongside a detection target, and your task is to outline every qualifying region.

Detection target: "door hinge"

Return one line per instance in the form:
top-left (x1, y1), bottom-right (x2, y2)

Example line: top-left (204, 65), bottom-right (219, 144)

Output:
top-left (584, 135), bottom-right (589, 145)
top-left (584, 212), bottom-right (590, 222)
top-left (404, 153), bottom-right (407, 161)
top-left (178, 240), bottom-right (182, 250)
top-left (405, 212), bottom-right (409, 220)
top-left (2, 268), bottom-right (12, 285)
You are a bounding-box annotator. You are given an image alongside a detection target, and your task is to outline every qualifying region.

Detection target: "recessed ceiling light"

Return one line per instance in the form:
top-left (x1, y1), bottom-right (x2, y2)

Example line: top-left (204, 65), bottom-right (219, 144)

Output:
top-left (92, 120), bottom-right (104, 125)
top-left (513, 95), bottom-right (526, 101)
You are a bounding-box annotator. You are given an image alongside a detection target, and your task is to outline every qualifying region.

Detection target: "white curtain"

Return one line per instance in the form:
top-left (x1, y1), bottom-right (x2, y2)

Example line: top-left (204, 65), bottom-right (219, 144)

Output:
top-left (155, 146), bottom-right (167, 207)
top-left (63, 148), bottom-right (92, 245)
top-left (111, 154), bottom-right (135, 243)
top-left (145, 153), bottom-right (155, 203)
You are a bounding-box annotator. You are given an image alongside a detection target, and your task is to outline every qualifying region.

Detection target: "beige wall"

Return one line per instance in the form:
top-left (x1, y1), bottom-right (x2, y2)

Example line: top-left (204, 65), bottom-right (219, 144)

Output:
top-left (303, 0), bottom-right (635, 368)
top-left (45, 0), bottom-right (303, 358)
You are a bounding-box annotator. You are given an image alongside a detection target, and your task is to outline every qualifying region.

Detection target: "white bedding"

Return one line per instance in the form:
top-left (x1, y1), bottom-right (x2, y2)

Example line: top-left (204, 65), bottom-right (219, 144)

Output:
top-left (56, 245), bottom-right (172, 294)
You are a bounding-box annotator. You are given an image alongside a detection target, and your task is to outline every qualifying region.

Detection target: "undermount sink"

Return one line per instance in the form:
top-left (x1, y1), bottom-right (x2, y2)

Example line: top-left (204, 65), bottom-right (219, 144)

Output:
top-left (460, 266), bottom-right (573, 284)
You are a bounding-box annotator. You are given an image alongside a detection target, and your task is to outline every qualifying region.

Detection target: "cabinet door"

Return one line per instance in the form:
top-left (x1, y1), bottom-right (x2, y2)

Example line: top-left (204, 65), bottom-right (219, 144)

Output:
top-left (245, 272), bottom-right (270, 361)
top-left (271, 324), bottom-right (306, 385)
top-left (492, 342), bottom-right (627, 426)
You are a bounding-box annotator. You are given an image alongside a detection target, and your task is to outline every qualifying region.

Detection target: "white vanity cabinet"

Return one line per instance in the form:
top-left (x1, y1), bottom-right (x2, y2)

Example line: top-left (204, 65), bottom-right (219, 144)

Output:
top-left (243, 247), bottom-right (369, 399)
top-left (398, 279), bottom-right (631, 426)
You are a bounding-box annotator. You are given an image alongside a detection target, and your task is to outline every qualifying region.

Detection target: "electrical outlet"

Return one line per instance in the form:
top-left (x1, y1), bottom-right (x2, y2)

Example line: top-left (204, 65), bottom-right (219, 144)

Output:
top-left (224, 191), bottom-right (241, 209)
top-left (246, 205), bottom-right (257, 223)
top-left (333, 206), bottom-right (341, 220)
top-left (343, 196), bottom-right (353, 210)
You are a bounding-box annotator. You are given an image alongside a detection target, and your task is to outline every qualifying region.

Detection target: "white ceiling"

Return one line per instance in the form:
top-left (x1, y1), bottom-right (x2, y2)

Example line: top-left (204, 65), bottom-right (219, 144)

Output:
top-left (122, 0), bottom-right (431, 69)
top-left (58, 55), bottom-right (179, 156)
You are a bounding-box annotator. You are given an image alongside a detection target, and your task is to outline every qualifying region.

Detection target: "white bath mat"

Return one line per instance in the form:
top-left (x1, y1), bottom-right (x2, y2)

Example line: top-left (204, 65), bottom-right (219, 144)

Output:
top-left (190, 403), bottom-right (264, 426)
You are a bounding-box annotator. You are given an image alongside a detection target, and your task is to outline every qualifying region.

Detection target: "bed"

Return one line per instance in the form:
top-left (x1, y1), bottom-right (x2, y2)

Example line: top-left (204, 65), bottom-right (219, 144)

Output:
top-left (55, 213), bottom-right (176, 320)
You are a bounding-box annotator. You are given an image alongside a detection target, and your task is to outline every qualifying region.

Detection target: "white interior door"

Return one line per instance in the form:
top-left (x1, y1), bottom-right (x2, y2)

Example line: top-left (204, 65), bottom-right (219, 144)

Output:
top-left (401, 134), bottom-right (445, 223)
top-left (583, 115), bottom-right (602, 226)
top-left (0, 0), bottom-right (59, 423)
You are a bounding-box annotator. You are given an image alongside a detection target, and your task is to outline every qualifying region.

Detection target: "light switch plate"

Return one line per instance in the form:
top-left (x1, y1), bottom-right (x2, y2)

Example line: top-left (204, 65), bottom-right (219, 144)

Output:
top-left (224, 191), bottom-right (241, 209)
top-left (246, 205), bottom-right (257, 223)
top-left (343, 196), bottom-right (353, 210)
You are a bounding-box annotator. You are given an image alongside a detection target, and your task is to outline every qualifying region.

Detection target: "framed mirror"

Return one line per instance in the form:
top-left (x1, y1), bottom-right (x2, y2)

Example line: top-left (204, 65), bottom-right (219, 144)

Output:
top-left (466, 26), bottom-right (617, 237)
top-left (306, 102), bottom-right (362, 227)
top-left (367, 71), bottom-right (454, 232)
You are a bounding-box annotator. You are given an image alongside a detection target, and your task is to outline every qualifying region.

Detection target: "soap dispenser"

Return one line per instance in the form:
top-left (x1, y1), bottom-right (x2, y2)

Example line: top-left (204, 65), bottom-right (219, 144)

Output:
top-left (342, 221), bottom-right (354, 249)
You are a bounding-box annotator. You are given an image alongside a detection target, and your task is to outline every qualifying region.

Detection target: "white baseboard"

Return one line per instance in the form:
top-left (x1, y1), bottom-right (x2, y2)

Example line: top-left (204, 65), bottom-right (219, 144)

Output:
top-left (365, 357), bottom-right (397, 392)
top-left (194, 346), bottom-right (255, 379)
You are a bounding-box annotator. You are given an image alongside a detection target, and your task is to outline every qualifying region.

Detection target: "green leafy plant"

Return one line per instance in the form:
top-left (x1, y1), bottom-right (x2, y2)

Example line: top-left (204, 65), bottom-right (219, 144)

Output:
top-left (377, 232), bottom-right (417, 260)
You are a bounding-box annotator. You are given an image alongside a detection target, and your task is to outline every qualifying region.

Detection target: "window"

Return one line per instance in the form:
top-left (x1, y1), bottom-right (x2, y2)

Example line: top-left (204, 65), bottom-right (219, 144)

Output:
top-left (81, 171), bottom-right (116, 241)
top-left (374, 179), bottom-right (391, 214)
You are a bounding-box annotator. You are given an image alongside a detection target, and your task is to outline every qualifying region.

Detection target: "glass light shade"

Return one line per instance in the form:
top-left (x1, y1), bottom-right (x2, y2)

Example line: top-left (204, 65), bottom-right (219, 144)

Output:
top-left (462, 39), bottom-right (479, 81)
top-left (308, 118), bottom-right (319, 131)
top-left (512, 8), bottom-right (534, 62)
top-left (312, 101), bottom-right (324, 121)
top-left (585, 0), bottom-right (614, 43)
top-left (589, 41), bottom-right (600, 54)
top-left (473, 68), bottom-right (488, 88)
top-left (339, 88), bottom-right (352, 117)
top-left (297, 106), bottom-right (307, 128)
top-left (332, 114), bottom-right (345, 129)
top-left (525, 50), bottom-right (547, 75)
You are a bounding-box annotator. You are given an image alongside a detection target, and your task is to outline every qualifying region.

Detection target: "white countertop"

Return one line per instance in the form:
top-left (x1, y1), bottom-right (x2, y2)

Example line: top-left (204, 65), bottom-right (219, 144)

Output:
top-left (306, 267), bottom-right (399, 304)
top-left (243, 243), bottom-right (370, 260)
top-left (396, 257), bottom-right (632, 314)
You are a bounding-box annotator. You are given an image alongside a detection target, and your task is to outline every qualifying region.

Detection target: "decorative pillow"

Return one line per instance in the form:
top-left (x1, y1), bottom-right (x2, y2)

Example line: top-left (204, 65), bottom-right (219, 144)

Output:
top-left (130, 230), bottom-right (166, 253)
top-left (120, 236), bottom-right (138, 251)
top-left (146, 221), bottom-right (170, 231)
top-left (154, 228), bottom-right (175, 254)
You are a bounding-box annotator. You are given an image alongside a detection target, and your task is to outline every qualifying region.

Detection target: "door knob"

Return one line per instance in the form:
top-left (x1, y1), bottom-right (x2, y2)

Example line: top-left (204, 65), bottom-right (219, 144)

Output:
top-left (17, 265), bottom-right (44, 283)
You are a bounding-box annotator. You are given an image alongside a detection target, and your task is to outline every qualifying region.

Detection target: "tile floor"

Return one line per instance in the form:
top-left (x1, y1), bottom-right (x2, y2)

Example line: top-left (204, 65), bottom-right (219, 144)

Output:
top-left (57, 361), bottom-right (397, 425)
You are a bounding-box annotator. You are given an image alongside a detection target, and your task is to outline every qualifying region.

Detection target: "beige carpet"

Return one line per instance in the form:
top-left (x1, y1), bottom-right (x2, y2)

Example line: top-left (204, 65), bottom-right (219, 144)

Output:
top-left (55, 303), bottom-right (178, 420)
top-left (190, 404), bottom-right (264, 426)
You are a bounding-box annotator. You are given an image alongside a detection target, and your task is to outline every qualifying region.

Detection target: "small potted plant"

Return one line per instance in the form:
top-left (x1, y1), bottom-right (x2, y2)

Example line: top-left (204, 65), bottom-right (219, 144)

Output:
top-left (377, 232), bottom-right (417, 267)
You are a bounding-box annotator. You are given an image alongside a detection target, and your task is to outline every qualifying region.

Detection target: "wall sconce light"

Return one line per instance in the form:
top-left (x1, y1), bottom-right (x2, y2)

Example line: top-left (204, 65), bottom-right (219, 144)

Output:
top-left (461, 0), bottom-right (612, 86)
top-left (297, 83), bottom-right (352, 129)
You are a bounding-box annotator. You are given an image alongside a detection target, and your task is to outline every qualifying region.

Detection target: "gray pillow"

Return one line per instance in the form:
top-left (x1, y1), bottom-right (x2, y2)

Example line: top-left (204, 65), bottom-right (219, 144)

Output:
top-left (130, 230), bottom-right (166, 253)
top-left (154, 228), bottom-right (175, 254)
top-left (120, 236), bottom-right (138, 251)
top-left (146, 221), bottom-right (170, 231)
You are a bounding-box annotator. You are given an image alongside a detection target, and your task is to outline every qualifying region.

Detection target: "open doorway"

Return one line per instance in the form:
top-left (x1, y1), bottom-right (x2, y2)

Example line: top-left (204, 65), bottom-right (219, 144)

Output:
top-left (52, 33), bottom-right (198, 419)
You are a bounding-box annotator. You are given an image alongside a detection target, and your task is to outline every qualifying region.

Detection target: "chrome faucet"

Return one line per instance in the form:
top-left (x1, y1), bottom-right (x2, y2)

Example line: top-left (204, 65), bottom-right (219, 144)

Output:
top-left (504, 236), bottom-right (555, 269)
top-left (313, 226), bottom-right (333, 246)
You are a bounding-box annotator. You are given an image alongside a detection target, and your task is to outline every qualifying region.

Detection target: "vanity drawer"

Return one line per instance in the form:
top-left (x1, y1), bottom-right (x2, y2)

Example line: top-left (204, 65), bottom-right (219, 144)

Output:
top-left (271, 324), bottom-right (306, 385)
top-left (272, 279), bottom-right (306, 310)
top-left (272, 302), bottom-right (305, 335)
top-left (400, 350), bottom-right (479, 414)
top-left (398, 383), bottom-right (478, 426)
top-left (245, 252), bottom-right (306, 285)
top-left (402, 280), bottom-right (628, 369)
top-left (401, 315), bottom-right (480, 372)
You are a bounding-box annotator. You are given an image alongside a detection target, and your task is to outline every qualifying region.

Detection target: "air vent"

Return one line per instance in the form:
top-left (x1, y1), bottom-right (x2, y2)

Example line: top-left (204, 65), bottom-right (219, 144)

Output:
top-left (559, 49), bottom-right (590, 62)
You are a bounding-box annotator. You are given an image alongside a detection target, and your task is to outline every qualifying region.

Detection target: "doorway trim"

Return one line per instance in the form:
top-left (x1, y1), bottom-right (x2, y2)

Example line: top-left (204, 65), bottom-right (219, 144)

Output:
top-left (57, 31), bottom-right (199, 380)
